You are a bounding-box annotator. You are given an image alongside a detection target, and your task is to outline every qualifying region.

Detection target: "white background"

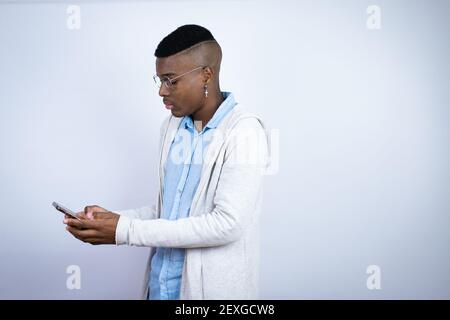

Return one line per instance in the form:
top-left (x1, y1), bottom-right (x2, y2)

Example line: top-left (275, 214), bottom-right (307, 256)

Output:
top-left (0, 0), bottom-right (449, 299)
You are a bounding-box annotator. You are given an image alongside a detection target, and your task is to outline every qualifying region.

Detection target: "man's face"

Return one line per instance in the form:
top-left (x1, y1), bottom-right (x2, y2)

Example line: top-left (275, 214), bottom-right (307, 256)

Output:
top-left (155, 55), bottom-right (205, 118)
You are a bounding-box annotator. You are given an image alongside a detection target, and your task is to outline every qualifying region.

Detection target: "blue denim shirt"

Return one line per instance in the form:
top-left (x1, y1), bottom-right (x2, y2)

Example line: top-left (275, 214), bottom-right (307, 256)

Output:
top-left (149, 92), bottom-right (236, 300)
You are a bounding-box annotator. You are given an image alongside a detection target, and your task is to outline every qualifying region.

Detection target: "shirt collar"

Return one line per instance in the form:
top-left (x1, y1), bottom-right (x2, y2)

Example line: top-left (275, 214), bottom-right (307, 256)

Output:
top-left (182, 92), bottom-right (235, 132)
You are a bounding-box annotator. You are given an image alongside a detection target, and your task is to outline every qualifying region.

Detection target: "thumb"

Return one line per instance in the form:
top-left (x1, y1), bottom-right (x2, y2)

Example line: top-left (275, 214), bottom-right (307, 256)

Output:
top-left (84, 205), bottom-right (106, 220)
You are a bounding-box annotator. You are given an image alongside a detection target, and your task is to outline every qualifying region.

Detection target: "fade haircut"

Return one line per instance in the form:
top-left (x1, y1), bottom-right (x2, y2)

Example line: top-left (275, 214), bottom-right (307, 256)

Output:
top-left (155, 24), bottom-right (216, 58)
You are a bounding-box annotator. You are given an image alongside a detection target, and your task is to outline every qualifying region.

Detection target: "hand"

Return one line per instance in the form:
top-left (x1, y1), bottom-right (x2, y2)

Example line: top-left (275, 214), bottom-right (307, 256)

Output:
top-left (63, 205), bottom-right (108, 221)
top-left (63, 205), bottom-right (120, 245)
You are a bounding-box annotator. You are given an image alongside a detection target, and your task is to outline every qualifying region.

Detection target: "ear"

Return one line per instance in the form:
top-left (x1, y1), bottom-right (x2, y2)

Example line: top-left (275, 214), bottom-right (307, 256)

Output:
top-left (202, 66), bottom-right (214, 84)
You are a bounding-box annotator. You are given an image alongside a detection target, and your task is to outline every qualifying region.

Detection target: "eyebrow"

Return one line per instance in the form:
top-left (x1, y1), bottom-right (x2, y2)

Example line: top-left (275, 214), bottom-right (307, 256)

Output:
top-left (159, 72), bottom-right (176, 77)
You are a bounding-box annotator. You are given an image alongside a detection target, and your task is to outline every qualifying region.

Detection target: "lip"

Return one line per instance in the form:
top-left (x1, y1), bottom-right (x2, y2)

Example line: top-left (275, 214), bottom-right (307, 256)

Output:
top-left (163, 100), bottom-right (174, 110)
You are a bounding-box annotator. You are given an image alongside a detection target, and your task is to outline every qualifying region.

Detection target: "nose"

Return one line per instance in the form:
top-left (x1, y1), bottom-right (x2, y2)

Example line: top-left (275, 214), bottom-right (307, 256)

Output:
top-left (159, 84), bottom-right (169, 97)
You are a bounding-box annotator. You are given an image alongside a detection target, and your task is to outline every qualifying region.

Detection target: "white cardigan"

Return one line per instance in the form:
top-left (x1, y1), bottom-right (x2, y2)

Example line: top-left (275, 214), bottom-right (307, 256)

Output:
top-left (115, 104), bottom-right (269, 299)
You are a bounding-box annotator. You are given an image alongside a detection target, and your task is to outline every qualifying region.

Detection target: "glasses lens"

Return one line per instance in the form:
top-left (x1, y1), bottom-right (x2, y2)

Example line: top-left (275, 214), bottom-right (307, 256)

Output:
top-left (153, 75), bottom-right (161, 88)
top-left (162, 77), bottom-right (172, 89)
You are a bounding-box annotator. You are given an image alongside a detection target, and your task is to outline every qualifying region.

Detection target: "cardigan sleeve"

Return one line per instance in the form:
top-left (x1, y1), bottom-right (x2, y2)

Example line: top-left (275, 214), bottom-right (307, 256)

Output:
top-left (115, 205), bottom-right (158, 221)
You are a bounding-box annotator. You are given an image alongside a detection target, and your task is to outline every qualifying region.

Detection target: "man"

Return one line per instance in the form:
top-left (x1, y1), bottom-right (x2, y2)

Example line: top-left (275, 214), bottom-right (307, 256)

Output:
top-left (64, 24), bottom-right (269, 300)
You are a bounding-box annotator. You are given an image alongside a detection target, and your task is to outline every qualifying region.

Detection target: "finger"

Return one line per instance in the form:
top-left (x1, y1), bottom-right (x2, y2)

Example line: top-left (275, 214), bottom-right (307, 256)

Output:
top-left (84, 206), bottom-right (94, 219)
top-left (75, 211), bottom-right (83, 217)
top-left (77, 212), bottom-right (90, 220)
top-left (65, 218), bottom-right (83, 229)
top-left (70, 231), bottom-right (92, 243)
top-left (75, 217), bottom-right (99, 230)
top-left (67, 226), bottom-right (82, 240)
top-left (84, 205), bottom-right (103, 219)
top-left (84, 238), bottom-right (102, 245)
top-left (66, 226), bottom-right (98, 241)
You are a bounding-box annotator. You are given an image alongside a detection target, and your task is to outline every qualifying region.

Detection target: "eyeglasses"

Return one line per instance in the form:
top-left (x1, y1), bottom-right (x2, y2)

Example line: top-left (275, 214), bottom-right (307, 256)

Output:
top-left (153, 66), bottom-right (205, 89)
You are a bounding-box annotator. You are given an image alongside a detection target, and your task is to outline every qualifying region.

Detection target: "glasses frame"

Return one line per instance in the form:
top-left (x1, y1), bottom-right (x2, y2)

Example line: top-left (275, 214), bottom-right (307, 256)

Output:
top-left (153, 66), bottom-right (206, 89)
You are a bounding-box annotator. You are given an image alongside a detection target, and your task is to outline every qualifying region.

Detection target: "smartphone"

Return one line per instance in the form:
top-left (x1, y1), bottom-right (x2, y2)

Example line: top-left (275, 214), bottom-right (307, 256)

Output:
top-left (52, 201), bottom-right (81, 220)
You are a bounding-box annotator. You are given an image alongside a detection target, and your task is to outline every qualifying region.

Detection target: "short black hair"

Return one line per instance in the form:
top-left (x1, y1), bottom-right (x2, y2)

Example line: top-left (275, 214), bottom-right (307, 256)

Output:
top-left (154, 24), bottom-right (216, 58)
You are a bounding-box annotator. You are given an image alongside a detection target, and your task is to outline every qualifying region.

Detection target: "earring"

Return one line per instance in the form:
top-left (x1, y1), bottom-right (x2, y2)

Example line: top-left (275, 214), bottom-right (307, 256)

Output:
top-left (204, 84), bottom-right (208, 98)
